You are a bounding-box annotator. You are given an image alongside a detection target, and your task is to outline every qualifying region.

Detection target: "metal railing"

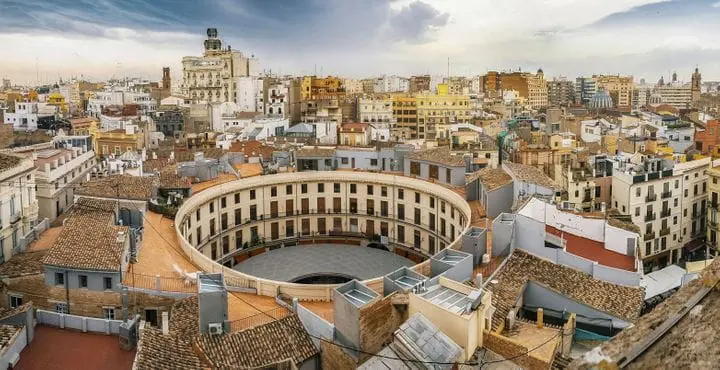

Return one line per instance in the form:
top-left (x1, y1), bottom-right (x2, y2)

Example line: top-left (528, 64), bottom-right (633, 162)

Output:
top-left (661, 209), bottom-right (671, 218)
top-left (645, 194), bottom-right (657, 202)
top-left (124, 273), bottom-right (197, 293)
top-left (661, 191), bottom-right (672, 199)
top-left (644, 232), bottom-right (656, 241)
top-left (659, 228), bottom-right (670, 237)
top-left (229, 307), bottom-right (290, 332)
top-left (645, 213), bottom-right (656, 222)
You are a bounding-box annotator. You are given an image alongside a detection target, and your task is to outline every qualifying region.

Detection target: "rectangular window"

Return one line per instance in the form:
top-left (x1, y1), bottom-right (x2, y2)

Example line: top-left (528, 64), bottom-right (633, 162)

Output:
top-left (430, 197), bottom-right (435, 208)
top-left (209, 202), bottom-right (215, 213)
top-left (271, 186), bottom-right (277, 197)
top-left (381, 201), bottom-right (389, 217)
top-left (286, 184), bottom-right (293, 195)
top-left (429, 213), bottom-right (436, 231)
top-left (79, 275), bottom-right (88, 288)
top-left (318, 218), bottom-right (326, 234)
top-left (55, 272), bottom-right (65, 286)
top-left (286, 220), bottom-right (294, 237)
top-left (250, 190), bottom-right (256, 200)
top-left (334, 183), bottom-right (341, 193)
top-left (367, 185), bottom-right (374, 195)
top-left (398, 204), bottom-right (405, 220)
top-left (104, 308), bottom-right (115, 320)
top-left (397, 225), bottom-right (405, 243)
top-left (446, 168), bottom-right (451, 182)
top-left (350, 184), bottom-right (357, 194)
top-left (318, 183), bottom-right (325, 193)
top-left (429, 165), bottom-right (439, 180)
top-left (9, 295), bottom-right (22, 308)
top-left (341, 157), bottom-right (349, 164)
top-left (415, 192), bottom-right (421, 204)
top-left (222, 236), bottom-right (229, 255)
top-left (398, 189), bottom-right (404, 200)
top-left (235, 209), bottom-right (242, 225)
top-left (221, 213), bottom-right (228, 230)
top-left (414, 208), bottom-right (421, 224)
top-left (211, 242), bottom-right (218, 259)
top-left (381, 186), bottom-right (388, 197)
top-left (350, 198), bottom-right (358, 214)
top-left (410, 161), bottom-right (421, 176)
top-left (55, 303), bottom-right (68, 314)
top-left (221, 197), bottom-right (227, 208)
top-left (370, 158), bottom-right (378, 166)
top-left (235, 193), bottom-right (240, 203)
top-left (250, 205), bottom-right (257, 220)
top-left (103, 277), bottom-right (113, 290)
top-left (441, 219), bottom-right (446, 237)
top-left (380, 222), bottom-right (389, 237)
top-left (301, 184), bottom-right (308, 194)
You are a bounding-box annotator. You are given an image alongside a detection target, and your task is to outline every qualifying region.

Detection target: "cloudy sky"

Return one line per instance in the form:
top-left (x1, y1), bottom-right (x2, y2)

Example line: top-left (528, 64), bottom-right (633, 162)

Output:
top-left (1, 0), bottom-right (719, 85)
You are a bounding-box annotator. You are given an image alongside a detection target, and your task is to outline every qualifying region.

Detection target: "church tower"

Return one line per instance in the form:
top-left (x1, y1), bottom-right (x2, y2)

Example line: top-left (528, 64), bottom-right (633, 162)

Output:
top-left (691, 67), bottom-right (701, 103)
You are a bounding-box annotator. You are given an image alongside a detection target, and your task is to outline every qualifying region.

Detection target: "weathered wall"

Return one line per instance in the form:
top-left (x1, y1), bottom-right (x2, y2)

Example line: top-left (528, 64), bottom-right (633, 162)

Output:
top-left (358, 294), bottom-right (405, 362)
top-left (483, 331), bottom-right (551, 370)
top-left (320, 340), bottom-right (357, 370)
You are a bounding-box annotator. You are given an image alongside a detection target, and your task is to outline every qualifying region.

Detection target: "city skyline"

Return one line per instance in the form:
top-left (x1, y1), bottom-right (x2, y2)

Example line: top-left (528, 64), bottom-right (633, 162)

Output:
top-left (1, 0), bottom-right (720, 84)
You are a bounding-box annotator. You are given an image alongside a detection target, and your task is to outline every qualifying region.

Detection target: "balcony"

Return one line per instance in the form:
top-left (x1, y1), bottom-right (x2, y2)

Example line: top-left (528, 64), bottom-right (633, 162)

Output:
top-left (709, 220), bottom-right (718, 229)
top-left (645, 194), bottom-right (657, 202)
top-left (661, 191), bottom-right (672, 199)
top-left (659, 228), bottom-right (670, 237)
top-left (9, 211), bottom-right (21, 225)
top-left (582, 195), bottom-right (592, 203)
top-left (644, 231), bottom-right (656, 241)
top-left (661, 209), bottom-right (671, 218)
top-left (645, 213), bottom-right (656, 222)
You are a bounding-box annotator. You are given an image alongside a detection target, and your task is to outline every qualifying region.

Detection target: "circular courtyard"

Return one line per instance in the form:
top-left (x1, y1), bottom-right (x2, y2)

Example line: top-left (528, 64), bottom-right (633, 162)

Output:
top-left (233, 244), bottom-right (415, 283)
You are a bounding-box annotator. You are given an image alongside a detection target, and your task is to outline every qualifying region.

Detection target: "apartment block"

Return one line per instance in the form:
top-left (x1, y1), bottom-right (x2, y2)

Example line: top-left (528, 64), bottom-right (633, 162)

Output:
top-left (34, 147), bottom-right (97, 222)
top-left (0, 153), bottom-right (38, 263)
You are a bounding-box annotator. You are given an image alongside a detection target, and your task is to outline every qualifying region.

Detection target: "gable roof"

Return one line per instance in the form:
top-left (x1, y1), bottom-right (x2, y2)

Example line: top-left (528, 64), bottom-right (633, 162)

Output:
top-left (487, 249), bottom-right (644, 330)
top-left (194, 314), bottom-right (318, 368)
top-left (76, 174), bottom-right (154, 201)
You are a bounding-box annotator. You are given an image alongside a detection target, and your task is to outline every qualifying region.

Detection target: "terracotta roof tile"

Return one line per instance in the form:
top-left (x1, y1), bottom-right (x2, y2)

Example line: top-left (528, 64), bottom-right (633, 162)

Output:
top-left (76, 175), bottom-right (154, 201)
top-left (41, 205), bottom-right (129, 271)
top-left (0, 153), bottom-right (22, 172)
top-left (503, 162), bottom-right (559, 189)
top-left (0, 251), bottom-right (46, 278)
top-left (0, 325), bottom-right (22, 351)
top-left (295, 147), bottom-right (335, 158)
top-left (136, 327), bottom-right (203, 370)
top-left (487, 250), bottom-right (644, 330)
top-left (407, 148), bottom-right (466, 167)
top-left (473, 167), bottom-right (513, 190)
top-left (195, 314), bottom-right (318, 368)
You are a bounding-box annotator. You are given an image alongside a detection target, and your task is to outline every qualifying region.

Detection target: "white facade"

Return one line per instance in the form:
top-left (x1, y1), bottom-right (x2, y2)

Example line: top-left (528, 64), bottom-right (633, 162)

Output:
top-left (3, 102), bottom-right (57, 131)
top-left (87, 89), bottom-right (156, 117)
top-left (580, 119), bottom-right (616, 143)
top-left (357, 98), bottom-right (394, 124)
top-left (653, 83), bottom-right (693, 110)
top-left (34, 147), bottom-right (96, 222)
top-left (160, 96), bottom-right (191, 107)
top-left (373, 75), bottom-right (410, 93)
top-left (0, 153), bottom-right (38, 262)
top-left (235, 77), bottom-right (264, 112)
top-left (343, 79), bottom-right (364, 94)
top-left (265, 82), bottom-right (288, 117)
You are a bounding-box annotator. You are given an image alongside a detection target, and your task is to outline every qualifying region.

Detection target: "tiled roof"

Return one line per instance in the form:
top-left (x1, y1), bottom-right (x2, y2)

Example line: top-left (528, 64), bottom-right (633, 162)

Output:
top-left (158, 170), bottom-right (191, 190)
top-left (487, 250), bottom-right (644, 330)
top-left (0, 302), bottom-right (33, 321)
top-left (295, 147), bottom-right (335, 158)
top-left (136, 327), bottom-right (203, 370)
top-left (175, 148), bottom-right (227, 162)
top-left (503, 162), bottom-right (559, 189)
top-left (235, 163), bottom-right (263, 178)
top-left (0, 251), bottom-right (46, 278)
top-left (76, 174), bottom-right (154, 201)
top-left (142, 159), bottom-right (174, 174)
top-left (407, 148), bottom-right (466, 167)
top-left (0, 325), bottom-right (21, 351)
top-left (41, 210), bottom-right (129, 271)
top-left (474, 167), bottom-right (513, 191)
top-left (168, 297), bottom-right (200, 338)
top-left (229, 140), bottom-right (275, 159)
top-left (0, 153), bottom-right (22, 172)
top-left (195, 314), bottom-right (318, 368)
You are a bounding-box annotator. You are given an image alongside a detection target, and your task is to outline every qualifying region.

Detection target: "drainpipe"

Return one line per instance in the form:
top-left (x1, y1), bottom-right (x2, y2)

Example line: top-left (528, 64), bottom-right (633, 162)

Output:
top-left (65, 270), bottom-right (70, 315)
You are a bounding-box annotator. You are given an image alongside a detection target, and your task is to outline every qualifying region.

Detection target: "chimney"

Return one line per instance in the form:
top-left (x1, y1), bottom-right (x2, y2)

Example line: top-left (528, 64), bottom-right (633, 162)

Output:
top-left (537, 308), bottom-right (544, 328)
top-left (161, 312), bottom-right (169, 335)
top-left (475, 273), bottom-right (483, 287)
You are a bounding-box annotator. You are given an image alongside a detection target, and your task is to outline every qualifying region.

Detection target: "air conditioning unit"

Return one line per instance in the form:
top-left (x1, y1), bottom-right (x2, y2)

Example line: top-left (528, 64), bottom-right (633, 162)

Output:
top-left (208, 323), bottom-right (223, 336)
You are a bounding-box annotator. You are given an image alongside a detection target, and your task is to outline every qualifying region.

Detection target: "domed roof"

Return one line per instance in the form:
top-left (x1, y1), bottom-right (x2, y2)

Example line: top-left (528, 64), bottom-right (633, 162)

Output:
top-left (537, 67), bottom-right (544, 74)
top-left (587, 90), bottom-right (613, 109)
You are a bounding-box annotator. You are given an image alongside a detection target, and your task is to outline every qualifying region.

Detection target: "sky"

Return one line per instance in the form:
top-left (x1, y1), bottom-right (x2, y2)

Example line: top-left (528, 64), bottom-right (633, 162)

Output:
top-left (1, 0), bottom-right (719, 85)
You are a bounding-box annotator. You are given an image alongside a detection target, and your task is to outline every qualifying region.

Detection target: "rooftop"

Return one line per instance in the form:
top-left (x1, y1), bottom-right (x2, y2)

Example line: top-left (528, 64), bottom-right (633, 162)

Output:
top-left (0, 250), bottom-right (46, 278)
top-left (545, 225), bottom-right (636, 272)
top-left (234, 162), bottom-right (263, 178)
top-left (417, 284), bottom-right (477, 315)
top-left (76, 174), bottom-right (154, 201)
top-left (571, 259), bottom-right (720, 369)
top-left (486, 249), bottom-right (644, 331)
top-left (407, 147), bottom-right (466, 167)
top-left (295, 146), bottom-right (335, 158)
top-left (0, 153), bottom-right (22, 172)
top-left (0, 325), bottom-right (22, 352)
top-left (195, 314), bottom-right (318, 368)
top-left (503, 162), bottom-right (559, 189)
top-left (229, 140), bottom-right (275, 159)
top-left (475, 167), bottom-right (513, 191)
top-left (41, 205), bottom-right (129, 271)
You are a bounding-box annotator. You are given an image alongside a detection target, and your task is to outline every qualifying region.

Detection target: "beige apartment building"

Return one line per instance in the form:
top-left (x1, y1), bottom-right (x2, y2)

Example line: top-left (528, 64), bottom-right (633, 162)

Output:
top-left (594, 75), bottom-right (634, 112)
top-left (707, 163), bottom-right (720, 256)
top-left (415, 94), bottom-right (471, 141)
top-left (0, 153), bottom-right (38, 263)
top-left (612, 156), bottom-right (708, 271)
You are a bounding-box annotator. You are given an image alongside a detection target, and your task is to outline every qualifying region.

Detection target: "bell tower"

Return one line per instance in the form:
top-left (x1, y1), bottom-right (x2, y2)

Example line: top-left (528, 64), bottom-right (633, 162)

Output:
top-left (691, 67), bottom-right (701, 103)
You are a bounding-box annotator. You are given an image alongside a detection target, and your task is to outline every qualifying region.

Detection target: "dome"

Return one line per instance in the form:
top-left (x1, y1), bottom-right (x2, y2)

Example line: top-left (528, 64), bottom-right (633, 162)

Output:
top-left (587, 90), bottom-right (613, 109)
top-left (537, 67), bottom-right (544, 74)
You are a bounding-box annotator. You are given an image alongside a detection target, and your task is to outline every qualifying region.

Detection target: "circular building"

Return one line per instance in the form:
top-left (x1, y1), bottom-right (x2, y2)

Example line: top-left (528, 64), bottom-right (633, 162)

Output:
top-left (587, 89), bottom-right (614, 110)
top-left (174, 172), bottom-right (471, 300)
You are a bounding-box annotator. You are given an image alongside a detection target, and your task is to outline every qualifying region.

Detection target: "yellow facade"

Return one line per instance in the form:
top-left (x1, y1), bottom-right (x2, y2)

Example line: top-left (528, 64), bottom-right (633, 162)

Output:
top-left (416, 93), bottom-right (471, 140)
top-left (437, 83), bottom-right (449, 96)
top-left (392, 95), bottom-right (418, 140)
top-left (301, 76), bottom-right (312, 100)
top-left (90, 124), bottom-right (143, 158)
top-left (47, 92), bottom-right (68, 113)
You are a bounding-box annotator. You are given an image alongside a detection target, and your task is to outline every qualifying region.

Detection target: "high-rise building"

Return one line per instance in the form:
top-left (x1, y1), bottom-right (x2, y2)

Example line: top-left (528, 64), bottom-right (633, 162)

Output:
top-left (547, 78), bottom-right (575, 106)
top-left (497, 69), bottom-right (548, 108)
top-left (594, 75), bottom-right (634, 112)
top-left (181, 28), bottom-right (259, 103)
top-left (409, 75), bottom-right (431, 94)
top-left (575, 76), bottom-right (597, 105)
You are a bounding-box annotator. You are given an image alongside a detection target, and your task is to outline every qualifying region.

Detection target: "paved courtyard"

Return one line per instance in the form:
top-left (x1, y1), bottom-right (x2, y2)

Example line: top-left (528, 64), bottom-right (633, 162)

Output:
top-left (234, 244), bottom-right (414, 282)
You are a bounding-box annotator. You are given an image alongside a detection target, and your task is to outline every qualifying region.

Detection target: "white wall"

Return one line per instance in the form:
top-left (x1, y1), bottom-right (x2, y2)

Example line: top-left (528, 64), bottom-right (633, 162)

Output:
top-left (604, 225), bottom-right (636, 256)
